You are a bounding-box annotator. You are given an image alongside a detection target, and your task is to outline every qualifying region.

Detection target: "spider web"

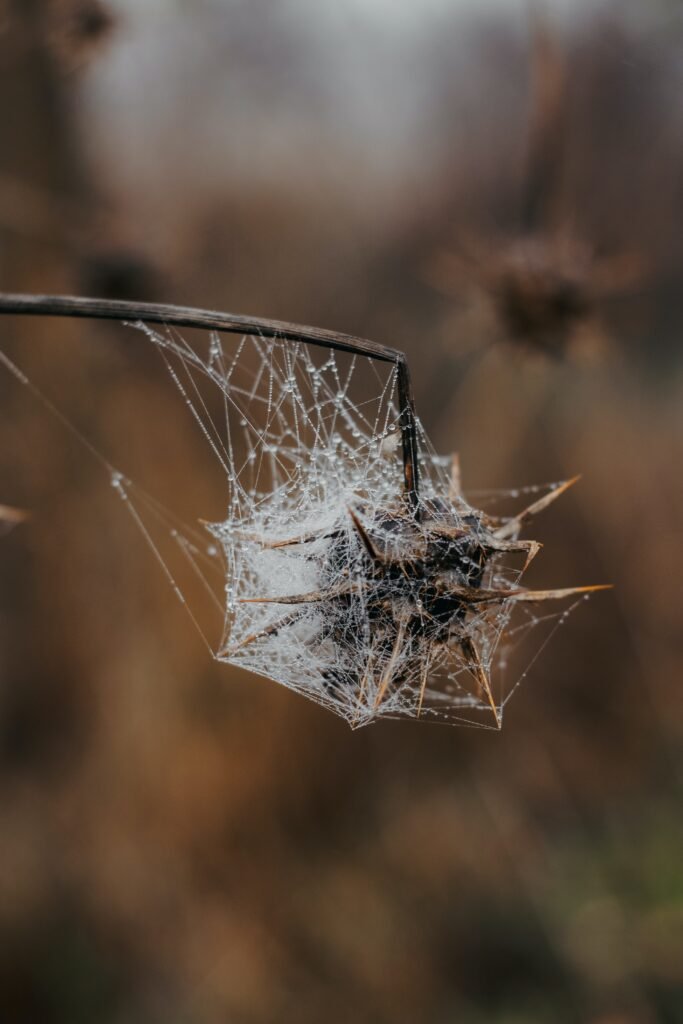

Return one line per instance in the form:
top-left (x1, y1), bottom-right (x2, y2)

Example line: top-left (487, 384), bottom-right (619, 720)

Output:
top-left (104, 323), bottom-right (585, 729)
top-left (1, 320), bottom-right (589, 729)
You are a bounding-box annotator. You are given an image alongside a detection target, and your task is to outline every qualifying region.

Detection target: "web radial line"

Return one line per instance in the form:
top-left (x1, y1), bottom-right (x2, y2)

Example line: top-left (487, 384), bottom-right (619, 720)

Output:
top-left (159, 332), bottom-right (235, 470)
top-left (135, 326), bottom-right (263, 467)
top-left (160, 329), bottom-right (294, 492)
top-left (281, 345), bottom-right (303, 464)
top-left (169, 533), bottom-right (224, 614)
top-left (112, 481), bottom-right (215, 656)
top-left (251, 347), bottom-right (288, 493)
top-left (150, 337), bottom-right (233, 476)
top-left (501, 597), bottom-right (585, 708)
top-left (248, 335), bottom-right (316, 491)
top-left (0, 348), bottom-right (116, 477)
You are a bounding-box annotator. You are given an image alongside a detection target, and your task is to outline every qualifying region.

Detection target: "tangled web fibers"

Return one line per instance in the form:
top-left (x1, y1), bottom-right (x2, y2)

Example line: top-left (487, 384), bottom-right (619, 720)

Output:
top-left (102, 322), bottom-right (605, 730)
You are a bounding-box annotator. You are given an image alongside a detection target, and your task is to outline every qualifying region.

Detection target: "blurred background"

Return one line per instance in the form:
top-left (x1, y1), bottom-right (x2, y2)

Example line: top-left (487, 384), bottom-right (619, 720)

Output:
top-left (1, 0), bottom-right (682, 1021)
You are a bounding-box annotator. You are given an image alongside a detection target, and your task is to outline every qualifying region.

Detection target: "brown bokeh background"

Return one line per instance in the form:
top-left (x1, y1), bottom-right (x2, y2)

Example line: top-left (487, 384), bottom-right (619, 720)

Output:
top-left (1, 2), bottom-right (682, 1022)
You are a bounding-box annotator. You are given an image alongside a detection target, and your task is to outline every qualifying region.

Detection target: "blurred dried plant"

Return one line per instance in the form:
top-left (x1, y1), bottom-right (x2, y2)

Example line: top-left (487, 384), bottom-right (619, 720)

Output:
top-left (45, 0), bottom-right (117, 73)
top-left (0, 0), bottom-right (116, 72)
top-left (421, 14), bottom-right (648, 364)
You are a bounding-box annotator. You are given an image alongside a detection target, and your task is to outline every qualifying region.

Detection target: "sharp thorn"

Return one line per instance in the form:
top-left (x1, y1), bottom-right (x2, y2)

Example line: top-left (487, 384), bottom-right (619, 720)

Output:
top-left (347, 505), bottom-right (383, 563)
top-left (494, 475), bottom-right (581, 539)
top-left (508, 583), bottom-right (613, 603)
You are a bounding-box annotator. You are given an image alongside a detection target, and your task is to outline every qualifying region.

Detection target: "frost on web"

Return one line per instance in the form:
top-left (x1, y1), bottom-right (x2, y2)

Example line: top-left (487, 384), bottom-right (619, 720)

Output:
top-left (104, 322), bottom-right (600, 730)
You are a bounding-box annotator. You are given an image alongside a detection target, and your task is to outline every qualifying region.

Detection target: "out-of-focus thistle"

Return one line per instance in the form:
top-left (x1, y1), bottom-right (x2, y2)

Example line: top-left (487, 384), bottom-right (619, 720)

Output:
top-left (422, 14), bottom-right (646, 361)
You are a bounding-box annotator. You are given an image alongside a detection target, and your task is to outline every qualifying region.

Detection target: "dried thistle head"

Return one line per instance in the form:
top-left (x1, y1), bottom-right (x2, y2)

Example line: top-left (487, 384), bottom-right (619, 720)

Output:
top-left (421, 12), bottom-right (647, 362)
top-left (426, 232), bottom-right (643, 359)
top-left (227, 458), bottom-right (605, 729)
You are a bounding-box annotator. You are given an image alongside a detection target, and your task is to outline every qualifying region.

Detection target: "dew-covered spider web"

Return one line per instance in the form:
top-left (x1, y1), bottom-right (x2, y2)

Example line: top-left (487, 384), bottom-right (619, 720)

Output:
top-left (1, 319), bottom-right (599, 730)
